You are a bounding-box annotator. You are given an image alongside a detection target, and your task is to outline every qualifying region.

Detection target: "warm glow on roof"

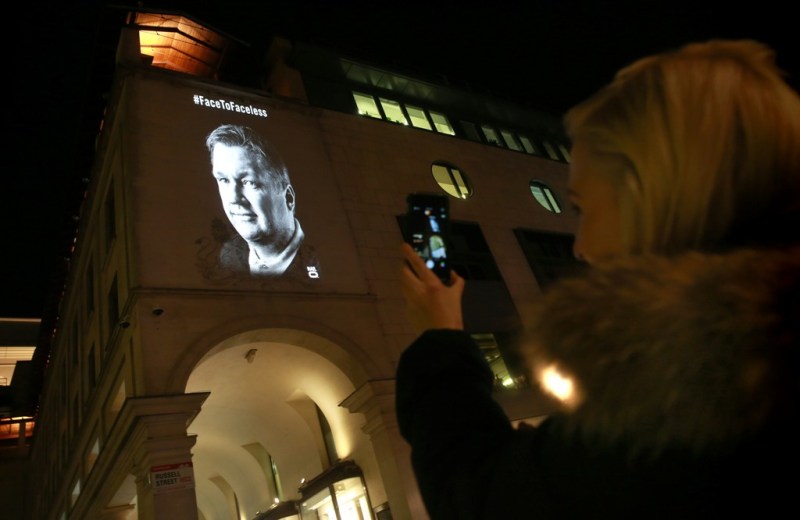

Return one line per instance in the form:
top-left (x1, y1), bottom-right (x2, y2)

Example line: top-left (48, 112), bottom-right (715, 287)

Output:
top-left (130, 12), bottom-right (229, 78)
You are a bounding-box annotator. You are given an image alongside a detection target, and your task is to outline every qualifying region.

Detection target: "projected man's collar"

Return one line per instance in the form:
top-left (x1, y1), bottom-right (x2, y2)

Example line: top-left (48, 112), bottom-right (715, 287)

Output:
top-left (248, 219), bottom-right (304, 275)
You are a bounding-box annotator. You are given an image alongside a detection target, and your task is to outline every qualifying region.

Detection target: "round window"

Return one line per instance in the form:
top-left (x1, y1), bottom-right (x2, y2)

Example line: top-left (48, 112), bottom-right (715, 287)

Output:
top-left (529, 180), bottom-right (562, 213)
top-left (431, 162), bottom-right (472, 199)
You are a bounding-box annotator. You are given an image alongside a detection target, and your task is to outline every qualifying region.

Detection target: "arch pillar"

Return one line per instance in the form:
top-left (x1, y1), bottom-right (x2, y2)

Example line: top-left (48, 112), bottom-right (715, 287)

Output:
top-left (341, 379), bottom-right (428, 520)
top-left (98, 504), bottom-right (136, 519)
top-left (124, 393), bottom-right (209, 520)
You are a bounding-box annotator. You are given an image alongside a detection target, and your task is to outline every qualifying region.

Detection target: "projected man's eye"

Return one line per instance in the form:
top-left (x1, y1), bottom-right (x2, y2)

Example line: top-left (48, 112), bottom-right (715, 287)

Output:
top-left (204, 123), bottom-right (321, 280)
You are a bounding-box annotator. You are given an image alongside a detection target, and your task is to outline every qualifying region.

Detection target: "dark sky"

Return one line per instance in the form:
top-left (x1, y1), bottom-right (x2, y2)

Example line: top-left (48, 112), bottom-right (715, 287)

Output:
top-left (4, 0), bottom-right (797, 318)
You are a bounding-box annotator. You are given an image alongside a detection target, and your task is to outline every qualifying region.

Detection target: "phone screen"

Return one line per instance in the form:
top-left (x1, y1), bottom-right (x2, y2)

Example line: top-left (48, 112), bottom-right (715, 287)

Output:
top-left (405, 193), bottom-right (451, 282)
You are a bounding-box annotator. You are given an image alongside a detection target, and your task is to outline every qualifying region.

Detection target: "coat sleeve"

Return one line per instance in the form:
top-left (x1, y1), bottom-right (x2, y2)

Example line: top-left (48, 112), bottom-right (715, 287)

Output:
top-left (395, 329), bottom-right (516, 517)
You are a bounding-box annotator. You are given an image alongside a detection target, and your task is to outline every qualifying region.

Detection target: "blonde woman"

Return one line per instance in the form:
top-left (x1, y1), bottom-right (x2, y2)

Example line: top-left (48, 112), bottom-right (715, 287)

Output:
top-left (397, 40), bottom-right (799, 519)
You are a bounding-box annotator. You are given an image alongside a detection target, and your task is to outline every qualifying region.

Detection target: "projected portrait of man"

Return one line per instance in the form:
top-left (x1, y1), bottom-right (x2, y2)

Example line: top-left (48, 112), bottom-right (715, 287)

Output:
top-left (205, 124), bottom-right (319, 279)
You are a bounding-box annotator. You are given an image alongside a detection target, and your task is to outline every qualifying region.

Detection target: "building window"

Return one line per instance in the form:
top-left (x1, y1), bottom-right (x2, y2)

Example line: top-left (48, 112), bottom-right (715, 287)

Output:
top-left (406, 104), bottom-right (432, 130)
top-left (529, 180), bottom-right (562, 213)
top-left (71, 479), bottom-right (81, 507)
top-left (86, 437), bottom-right (100, 475)
top-left (430, 111), bottom-right (455, 135)
top-left (514, 229), bottom-right (587, 289)
top-left (558, 144), bottom-right (572, 162)
top-left (298, 461), bottom-right (373, 520)
top-left (501, 130), bottom-right (523, 151)
top-left (519, 135), bottom-right (540, 155)
top-left (542, 140), bottom-right (561, 161)
top-left (449, 221), bottom-right (503, 281)
top-left (269, 453), bottom-right (284, 500)
top-left (459, 120), bottom-right (481, 142)
top-left (473, 332), bottom-right (527, 390)
top-left (352, 91), bottom-right (380, 118)
top-left (379, 97), bottom-right (408, 125)
top-left (431, 162), bottom-right (473, 199)
top-left (480, 124), bottom-right (504, 146)
top-left (316, 404), bottom-right (337, 466)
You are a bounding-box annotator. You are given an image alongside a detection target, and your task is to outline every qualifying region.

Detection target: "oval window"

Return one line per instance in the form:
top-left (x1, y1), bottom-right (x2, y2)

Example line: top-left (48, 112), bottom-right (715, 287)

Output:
top-left (431, 162), bottom-right (473, 199)
top-left (529, 180), bottom-right (561, 213)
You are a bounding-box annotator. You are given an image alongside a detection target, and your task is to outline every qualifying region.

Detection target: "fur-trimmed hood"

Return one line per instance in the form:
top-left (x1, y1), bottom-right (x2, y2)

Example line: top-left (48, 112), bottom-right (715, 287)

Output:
top-left (523, 246), bottom-right (799, 456)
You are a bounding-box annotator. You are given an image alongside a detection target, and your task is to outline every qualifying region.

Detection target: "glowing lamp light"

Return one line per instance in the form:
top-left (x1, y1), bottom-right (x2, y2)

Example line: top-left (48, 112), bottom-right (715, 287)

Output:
top-left (539, 364), bottom-right (575, 402)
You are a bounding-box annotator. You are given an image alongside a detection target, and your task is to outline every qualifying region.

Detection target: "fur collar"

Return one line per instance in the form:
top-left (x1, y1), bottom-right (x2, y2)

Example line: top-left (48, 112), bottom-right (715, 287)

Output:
top-left (523, 246), bottom-right (799, 456)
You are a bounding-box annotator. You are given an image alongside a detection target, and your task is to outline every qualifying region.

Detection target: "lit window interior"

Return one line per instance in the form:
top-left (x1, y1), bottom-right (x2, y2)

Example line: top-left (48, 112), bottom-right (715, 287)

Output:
top-left (429, 111), bottom-right (455, 135)
top-left (406, 105), bottom-right (433, 130)
top-left (431, 163), bottom-right (473, 199)
top-left (131, 12), bottom-right (228, 77)
top-left (529, 180), bottom-right (562, 213)
top-left (379, 98), bottom-right (408, 125)
top-left (352, 92), bottom-right (381, 118)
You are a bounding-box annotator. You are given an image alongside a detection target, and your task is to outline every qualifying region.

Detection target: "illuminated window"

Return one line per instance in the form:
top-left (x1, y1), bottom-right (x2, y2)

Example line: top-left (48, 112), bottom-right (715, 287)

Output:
top-left (406, 105), bottom-right (432, 130)
top-left (130, 11), bottom-right (229, 77)
top-left (431, 162), bottom-right (472, 199)
top-left (71, 479), bottom-right (81, 507)
top-left (529, 180), bottom-right (562, 213)
top-left (299, 461), bottom-right (373, 520)
top-left (559, 144), bottom-right (572, 162)
top-left (480, 125), bottom-right (504, 146)
top-left (379, 98), bottom-right (408, 125)
top-left (269, 453), bottom-right (284, 500)
top-left (518, 135), bottom-right (540, 155)
top-left (430, 111), bottom-right (455, 135)
top-left (352, 92), bottom-right (381, 118)
top-left (501, 130), bottom-right (523, 151)
top-left (542, 140), bottom-right (560, 161)
top-left (86, 437), bottom-right (100, 475)
top-left (316, 404), bottom-right (338, 466)
top-left (108, 380), bottom-right (127, 427)
top-left (472, 333), bottom-right (526, 390)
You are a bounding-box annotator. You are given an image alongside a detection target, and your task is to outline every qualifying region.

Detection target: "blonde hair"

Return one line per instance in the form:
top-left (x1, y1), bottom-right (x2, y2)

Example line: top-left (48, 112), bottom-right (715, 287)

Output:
top-left (565, 39), bottom-right (800, 254)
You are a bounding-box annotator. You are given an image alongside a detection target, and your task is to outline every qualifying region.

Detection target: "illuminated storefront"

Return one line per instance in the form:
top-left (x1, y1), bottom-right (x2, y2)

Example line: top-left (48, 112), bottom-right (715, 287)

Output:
top-left (257, 461), bottom-right (377, 520)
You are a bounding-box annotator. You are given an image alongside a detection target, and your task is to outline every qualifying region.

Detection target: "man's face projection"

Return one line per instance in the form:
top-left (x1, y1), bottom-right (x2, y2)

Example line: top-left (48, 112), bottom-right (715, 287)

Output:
top-left (211, 143), bottom-right (294, 246)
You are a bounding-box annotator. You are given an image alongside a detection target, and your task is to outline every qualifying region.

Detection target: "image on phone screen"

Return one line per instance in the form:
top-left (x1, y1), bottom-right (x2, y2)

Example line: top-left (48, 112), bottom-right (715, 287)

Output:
top-left (406, 193), bottom-right (451, 282)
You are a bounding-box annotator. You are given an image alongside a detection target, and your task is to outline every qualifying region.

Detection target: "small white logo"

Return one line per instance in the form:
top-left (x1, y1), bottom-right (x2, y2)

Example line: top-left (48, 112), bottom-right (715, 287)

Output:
top-left (306, 266), bottom-right (319, 279)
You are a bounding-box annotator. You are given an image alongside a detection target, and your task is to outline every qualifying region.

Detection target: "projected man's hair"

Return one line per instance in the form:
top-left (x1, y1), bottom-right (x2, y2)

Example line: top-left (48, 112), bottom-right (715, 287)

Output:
top-left (205, 124), bottom-right (291, 186)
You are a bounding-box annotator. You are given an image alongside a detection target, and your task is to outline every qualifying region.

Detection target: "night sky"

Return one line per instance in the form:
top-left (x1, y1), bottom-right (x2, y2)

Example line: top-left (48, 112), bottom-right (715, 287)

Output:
top-left (4, 0), bottom-right (797, 318)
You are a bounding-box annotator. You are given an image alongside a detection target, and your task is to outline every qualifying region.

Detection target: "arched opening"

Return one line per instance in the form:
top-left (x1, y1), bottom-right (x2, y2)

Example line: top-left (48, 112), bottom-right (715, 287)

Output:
top-left (185, 328), bottom-right (381, 519)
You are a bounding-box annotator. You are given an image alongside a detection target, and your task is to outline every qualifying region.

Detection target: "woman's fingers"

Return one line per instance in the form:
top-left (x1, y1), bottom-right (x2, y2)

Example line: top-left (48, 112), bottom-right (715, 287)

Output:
top-left (401, 243), bottom-right (438, 282)
top-left (399, 242), bottom-right (465, 331)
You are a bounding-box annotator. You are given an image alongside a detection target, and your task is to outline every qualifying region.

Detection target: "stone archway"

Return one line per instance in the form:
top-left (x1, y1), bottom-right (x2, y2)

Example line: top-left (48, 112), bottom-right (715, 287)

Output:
top-left (185, 328), bottom-right (380, 519)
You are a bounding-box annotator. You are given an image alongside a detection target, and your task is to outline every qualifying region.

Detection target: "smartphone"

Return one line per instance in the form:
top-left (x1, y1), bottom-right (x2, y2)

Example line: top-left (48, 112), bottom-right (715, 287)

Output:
top-left (405, 192), bottom-right (452, 282)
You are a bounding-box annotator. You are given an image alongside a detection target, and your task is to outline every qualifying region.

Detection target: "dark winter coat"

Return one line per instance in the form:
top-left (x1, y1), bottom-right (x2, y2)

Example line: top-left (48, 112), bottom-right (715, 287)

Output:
top-left (396, 246), bottom-right (799, 519)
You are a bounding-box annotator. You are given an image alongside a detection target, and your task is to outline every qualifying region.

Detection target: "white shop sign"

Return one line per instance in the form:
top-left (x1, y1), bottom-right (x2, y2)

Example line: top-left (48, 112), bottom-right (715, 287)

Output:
top-left (150, 462), bottom-right (195, 495)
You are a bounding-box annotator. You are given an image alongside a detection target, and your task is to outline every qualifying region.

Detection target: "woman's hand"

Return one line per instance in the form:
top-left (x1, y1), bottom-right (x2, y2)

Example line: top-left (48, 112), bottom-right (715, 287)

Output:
top-left (400, 243), bottom-right (466, 334)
